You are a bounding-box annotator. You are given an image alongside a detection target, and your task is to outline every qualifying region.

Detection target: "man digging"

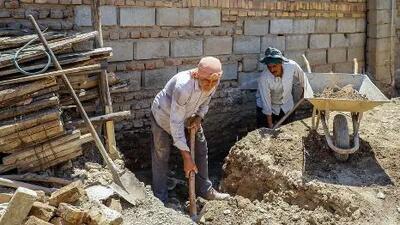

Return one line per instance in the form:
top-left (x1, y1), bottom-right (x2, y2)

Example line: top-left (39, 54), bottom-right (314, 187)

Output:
top-left (150, 56), bottom-right (230, 205)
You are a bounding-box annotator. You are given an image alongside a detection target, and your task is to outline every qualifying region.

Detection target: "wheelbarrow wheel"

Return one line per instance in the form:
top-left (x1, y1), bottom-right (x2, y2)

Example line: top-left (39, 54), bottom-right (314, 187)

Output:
top-left (333, 114), bottom-right (350, 161)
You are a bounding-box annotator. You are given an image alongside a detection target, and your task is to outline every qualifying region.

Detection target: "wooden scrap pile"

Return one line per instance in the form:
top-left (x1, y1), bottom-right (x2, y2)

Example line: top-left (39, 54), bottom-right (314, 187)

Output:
top-left (0, 30), bottom-right (125, 173)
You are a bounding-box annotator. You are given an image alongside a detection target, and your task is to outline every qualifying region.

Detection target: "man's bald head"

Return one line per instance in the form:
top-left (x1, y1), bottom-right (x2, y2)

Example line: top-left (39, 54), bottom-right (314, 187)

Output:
top-left (197, 57), bottom-right (222, 76)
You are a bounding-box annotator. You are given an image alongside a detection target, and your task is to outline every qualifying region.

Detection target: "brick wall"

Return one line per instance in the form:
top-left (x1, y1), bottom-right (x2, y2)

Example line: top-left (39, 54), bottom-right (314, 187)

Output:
top-left (0, 0), bottom-right (369, 168)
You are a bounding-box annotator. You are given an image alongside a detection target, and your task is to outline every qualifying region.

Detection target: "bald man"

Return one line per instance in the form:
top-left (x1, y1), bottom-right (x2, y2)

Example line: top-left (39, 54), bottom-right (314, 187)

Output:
top-left (150, 57), bottom-right (230, 204)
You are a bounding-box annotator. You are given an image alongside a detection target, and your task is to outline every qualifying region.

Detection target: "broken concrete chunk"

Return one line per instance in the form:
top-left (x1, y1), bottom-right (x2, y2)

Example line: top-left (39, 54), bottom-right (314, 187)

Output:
top-left (0, 187), bottom-right (37, 225)
top-left (57, 203), bottom-right (87, 224)
top-left (29, 201), bottom-right (56, 222)
top-left (49, 180), bottom-right (85, 206)
top-left (85, 185), bottom-right (114, 202)
top-left (105, 198), bottom-right (122, 213)
top-left (0, 193), bottom-right (12, 204)
top-left (49, 217), bottom-right (63, 225)
top-left (35, 190), bottom-right (48, 203)
top-left (24, 216), bottom-right (53, 225)
top-left (86, 201), bottom-right (122, 225)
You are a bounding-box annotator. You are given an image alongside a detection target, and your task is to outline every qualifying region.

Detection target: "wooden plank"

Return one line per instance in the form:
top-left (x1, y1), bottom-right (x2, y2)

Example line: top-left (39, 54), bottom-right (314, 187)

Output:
top-left (58, 72), bottom-right (118, 90)
top-left (0, 177), bottom-right (55, 193)
top-left (60, 88), bottom-right (98, 105)
top-left (0, 32), bottom-right (66, 50)
top-left (67, 111), bottom-right (131, 126)
top-left (0, 174), bottom-right (72, 186)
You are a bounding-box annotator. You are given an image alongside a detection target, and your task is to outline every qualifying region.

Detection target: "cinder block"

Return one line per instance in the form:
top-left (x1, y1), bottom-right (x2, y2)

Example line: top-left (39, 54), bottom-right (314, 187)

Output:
top-left (115, 71), bottom-right (142, 91)
top-left (306, 49), bottom-right (327, 65)
top-left (286, 35), bottom-right (308, 50)
top-left (355, 18), bottom-right (366, 32)
top-left (367, 0), bottom-right (391, 10)
top-left (337, 18), bottom-right (356, 33)
top-left (328, 48), bottom-right (347, 63)
top-left (331, 34), bottom-right (349, 48)
top-left (242, 58), bottom-right (258, 72)
top-left (368, 65), bottom-right (392, 83)
top-left (312, 64), bottom-right (333, 73)
top-left (315, 19), bottom-right (336, 33)
top-left (309, 34), bottom-right (330, 49)
top-left (104, 41), bottom-right (134, 62)
top-left (171, 39), bottom-right (203, 57)
top-left (270, 19), bottom-right (293, 34)
top-left (143, 67), bottom-right (178, 89)
top-left (100, 6), bottom-right (117, 26)
top-left (0, 187), bottom-right (37, 225)
top-left (204, 37), bottom-right (232, 55)
top-left (134, 40), bottom-right (169, 60)
top-left (367, 50), bottom-right (391, 65)
top-left (368, 10), bottom-right (391, 25)
top-left (221, 63), bottom-right (238, 80)
top-left (156, 8), bottom-right (190, 26)
top-left (368, 24), bottom-right (392, 38)
top-left (333, 62), bottom-right (354, 73)
top-left (367, 38), bottom-right (391, 52)
top-left (233, 36), bottom-right (260, 54)
top-left (349, 33), bottom-right (366, 47)
top-left (293, 19), bottom-right (315, 34)
top-left (192, 9), bottom-right (221, 27)
top-left (284, 50), bottom-right (306, 68)
top-left (238, 72), bottom-right (260, 90)
top-left (120, 7), bottom-right (155, 27)
top-left (347, 48), bottom-right (365, 61)
top-left (244, 19), bottom-right (269, 36)
top-left (74, 5), bottom-right (91, 27)
top-left (261, 35), bottom-right (286, 51)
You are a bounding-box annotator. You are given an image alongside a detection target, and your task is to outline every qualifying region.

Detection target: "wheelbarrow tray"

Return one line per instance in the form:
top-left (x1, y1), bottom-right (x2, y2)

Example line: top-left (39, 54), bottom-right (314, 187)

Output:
top-left (304, 73), bottom-right (389, 112)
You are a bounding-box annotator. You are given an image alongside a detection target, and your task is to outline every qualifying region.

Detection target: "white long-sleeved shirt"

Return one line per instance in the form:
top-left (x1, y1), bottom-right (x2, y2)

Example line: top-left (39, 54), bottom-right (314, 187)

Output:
top-left (256, 60), bottom-right (307, 116)
top-left (151, 70), bottom-right (216, 151)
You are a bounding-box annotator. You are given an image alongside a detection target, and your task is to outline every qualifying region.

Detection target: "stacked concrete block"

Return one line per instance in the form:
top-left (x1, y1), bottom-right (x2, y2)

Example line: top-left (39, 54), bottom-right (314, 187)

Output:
top-left (192, 8), bottom-right (221, 27)
top-left (337, 18), bottom-right (357, 33)
top-left (367, 0), bottom-right (394, 83)
top-left (328, 48), bottom-right (347, 64)
top-left (156, 8), bottom-right (190, 26)
top-left (221, 63), bottom-right (238, 80)
top-left (104, 41), bottom-right (134, 62)
top-left (315, 19), bottom-right (336, 33)
top-left (171, 39), bottom-right (203, 57)
top-left (134, 40), bottom-right (169, 59)
top-left (261, 35), bottom-right (285, 52)
top-left (293, 19), bottom-right (315, 34)
top-left (286, 35), bottom-right (308, 51)
top-left (120, 7), bottom-right (155, 27)
top-left (310, 34), bottom-right (330, 49)
top-left (270, 19), bottom-right (293, 34)
top-left (238, 72), bottom-right (259, 90)
top-left (233, 36), bottom-right (260, 54)
top-left (244, 19), bottom-right (269, 36)
top-left (143, 67), bottom-right (178, 89)
top-left (204, 37), bottom-right (232, 55)
top-left (306, 49), bottom-right (327, 66)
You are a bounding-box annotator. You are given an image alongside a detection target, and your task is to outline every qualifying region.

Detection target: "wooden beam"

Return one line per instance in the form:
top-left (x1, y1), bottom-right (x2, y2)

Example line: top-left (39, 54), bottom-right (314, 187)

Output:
top-left (0, 177), bottom-right (56, 193)
top-left (0, 174), bottom-right (72, 186)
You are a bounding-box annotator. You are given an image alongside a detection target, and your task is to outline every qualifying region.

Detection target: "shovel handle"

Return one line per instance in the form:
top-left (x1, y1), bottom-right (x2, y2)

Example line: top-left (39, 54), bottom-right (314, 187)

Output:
top-left (188, 128), bottom-right (197, 218)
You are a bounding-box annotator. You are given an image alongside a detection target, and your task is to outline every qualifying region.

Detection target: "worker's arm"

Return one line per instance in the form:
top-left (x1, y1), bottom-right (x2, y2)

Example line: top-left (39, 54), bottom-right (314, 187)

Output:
top-left (258, 73), bottom-right (273, 128)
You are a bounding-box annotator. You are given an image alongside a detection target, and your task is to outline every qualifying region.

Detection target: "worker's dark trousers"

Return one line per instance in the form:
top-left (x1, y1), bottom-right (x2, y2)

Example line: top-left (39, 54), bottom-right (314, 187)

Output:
top-left (150, 114), bottom-right (212, 204)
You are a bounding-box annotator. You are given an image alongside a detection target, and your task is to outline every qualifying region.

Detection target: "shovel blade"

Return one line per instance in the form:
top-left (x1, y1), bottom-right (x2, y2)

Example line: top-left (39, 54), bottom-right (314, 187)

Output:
top-left (109, 169), bottom-right (146, 205)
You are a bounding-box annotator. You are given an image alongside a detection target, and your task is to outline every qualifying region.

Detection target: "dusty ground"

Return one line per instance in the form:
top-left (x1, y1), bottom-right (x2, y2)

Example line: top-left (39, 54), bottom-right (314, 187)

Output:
top-left (198, 98), bottom-right (400, 225)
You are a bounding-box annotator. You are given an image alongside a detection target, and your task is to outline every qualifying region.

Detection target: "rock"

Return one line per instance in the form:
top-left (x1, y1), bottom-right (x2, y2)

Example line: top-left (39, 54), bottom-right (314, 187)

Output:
top-left (0, 193), bottom-right (12, 203)
top-left (24, 216), bottom-right (53, 225)
top-left (35, 190), bottom-right (48, 203)
top-left (376, 192), bottom-right (385, 199)
top-left (0, 187), bottom-right (37, 225)
top-left (49, 180), bottom-right (85, 206)
top-left (86, 201), bottom-right (123, 225)
top-left (57, 203), bottom-right (87, 224)
top-left (49, 217), bottom-right (63, 225)
top-left (397, 207), bottom-right (400, 213)
top-left (29, 201), bottom-right (56, 222)
top-left (85, 162), bottom-right (102, 171)
top-left (105, 198), bottom-right (122, 213)
top-left (85, 185), bottom-right (114, 202)
top-left (223, 209), bottom-right (231, 215)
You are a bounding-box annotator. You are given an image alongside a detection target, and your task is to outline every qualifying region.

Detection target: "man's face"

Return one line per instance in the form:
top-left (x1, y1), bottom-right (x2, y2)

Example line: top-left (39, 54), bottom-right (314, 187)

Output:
top-left (197, 69), bottom-right (222, 92)
top-left (267, 63), bottom-right (283, 77)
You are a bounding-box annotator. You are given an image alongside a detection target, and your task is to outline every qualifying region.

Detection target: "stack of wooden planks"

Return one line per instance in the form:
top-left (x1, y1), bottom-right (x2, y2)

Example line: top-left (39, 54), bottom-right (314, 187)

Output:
top-left (0, 29), bottom-right (125, 174)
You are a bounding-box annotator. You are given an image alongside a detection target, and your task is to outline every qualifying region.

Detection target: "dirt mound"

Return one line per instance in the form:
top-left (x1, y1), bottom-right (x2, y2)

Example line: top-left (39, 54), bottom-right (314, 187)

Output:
top-left (316, 84), bottom-right (367, 100)
top-left (199, 99), bottom-right (400, 225)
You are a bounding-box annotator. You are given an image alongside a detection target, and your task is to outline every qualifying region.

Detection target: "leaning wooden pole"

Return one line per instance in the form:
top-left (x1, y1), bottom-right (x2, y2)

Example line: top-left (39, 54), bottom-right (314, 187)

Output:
top-left (91, 0), bottom-right (120, 160)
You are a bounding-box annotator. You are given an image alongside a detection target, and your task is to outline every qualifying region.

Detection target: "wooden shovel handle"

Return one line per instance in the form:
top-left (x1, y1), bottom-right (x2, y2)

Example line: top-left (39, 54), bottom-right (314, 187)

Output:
top-left (188, 128), bottom-right (197, 218)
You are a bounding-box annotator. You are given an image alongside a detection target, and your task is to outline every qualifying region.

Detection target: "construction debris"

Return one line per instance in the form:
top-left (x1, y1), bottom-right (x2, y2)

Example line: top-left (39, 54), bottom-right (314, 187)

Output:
top-left (48, 180), bottom-right (85, 207)
top-left (0, 187), bottom-right (37, 225)
top-left (29, 201), bottom-right (57, 222)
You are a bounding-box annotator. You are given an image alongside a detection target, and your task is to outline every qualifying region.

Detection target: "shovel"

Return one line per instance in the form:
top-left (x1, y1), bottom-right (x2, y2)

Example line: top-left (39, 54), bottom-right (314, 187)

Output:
top-left (188, 127), bottom-right (197, 220)
top-left (28, 15), bottom-right (145, 205)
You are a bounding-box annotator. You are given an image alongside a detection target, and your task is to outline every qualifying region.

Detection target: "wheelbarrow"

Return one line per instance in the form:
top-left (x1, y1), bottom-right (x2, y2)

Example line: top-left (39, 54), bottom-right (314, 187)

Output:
top-left (304, 73), bottom-right (389, 161)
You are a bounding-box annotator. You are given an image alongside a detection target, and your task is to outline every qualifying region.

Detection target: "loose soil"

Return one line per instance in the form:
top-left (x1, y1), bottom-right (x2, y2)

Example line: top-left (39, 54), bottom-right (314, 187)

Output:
top-left (316, 84), bottom-right (367, 100)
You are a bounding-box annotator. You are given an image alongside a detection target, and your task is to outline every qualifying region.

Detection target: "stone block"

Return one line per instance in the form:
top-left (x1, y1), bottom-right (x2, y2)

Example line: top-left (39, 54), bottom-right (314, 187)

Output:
top-left (29, 202), bottom-right (56, 222)
top-left (368, 24), bottom-right (392, 38)
top-left (134, 40), bottom-right (169, 60)
top-left (315, 19), bottom-right (336, 33)
top-left (204, 37), bottom-right (232, 55)
top-left (87, 201), bottom-right (122, 225)
top-left (293, 19), bottom-right (315, 34)
top-left (306, 49), bottom-right (327, 65)
top-left (270, 19), bottom-right (293, 34)
top-left (367, 38), bottom-right (391, 52)
top-left (261, 35), bottom-right (286, 51)
top-left (233, 36), bottom-right (260, 54)
top-left (333, 62), bottom-right (354, 73)
top-left (143, 67), bottom-right (178, 89)
top-left (222, 63), bottom-right (238, 80)
top-left (368, 0), bottom-right (391, 10)
top-left (57, 203), bottom-right (87, 224)
top-left (0, 187), bottom-right (37, 225)
top-left (239, 72), bottom-right (260, 90)
top-left (349, 33), bottom-right (366, 47)
top-left (116, 71), bottom-right (141, 91)
top-left (330, 34), bottom-right (349, 48)
top-left (104, 41), bottom-right (134, 62)
top-left (347, 48), bottom-right (365, 61)
top-left (244, 19), bottom-right (269, 36)
top-left (24, 216), bottom-right (52, 225)
top-left (328, 48), bottom-right (347, 63)
top-left (74, 5), bottom-right (91, 26)
top-left (171, 39), bottom-right (203, 57)
top-left (309, 34), bottom-right (330, 49)
top-left (368, 10), bottom-right (391, 25)
top-left (100, 6), bottom-right (117, 26)
top-left (356, 18), bottom-right (366, 32)
top-left (242, 58), bottom-right (258, 72)
top-left (120, 7), bottom-right (155, 27)
top-left (192, 9), bottom-right (221, 27)
top-left (337, 18), bottom-right (356, 33)
top-left (312, 64), bottom-right (333, 73)
top-left (48, 180), bottom-right (85, 207)
top-left (156, 8), bottom-right (190, 26)
top-left (286, 35), bottom-right (308, 50)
